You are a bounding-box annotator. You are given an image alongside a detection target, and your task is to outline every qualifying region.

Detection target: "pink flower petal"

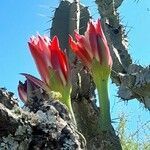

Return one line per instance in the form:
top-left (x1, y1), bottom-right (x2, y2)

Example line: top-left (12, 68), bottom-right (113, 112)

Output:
top-left (69, 35), bottom-right (92, 68)
top-left (28, 37), bottom-right (50, 84)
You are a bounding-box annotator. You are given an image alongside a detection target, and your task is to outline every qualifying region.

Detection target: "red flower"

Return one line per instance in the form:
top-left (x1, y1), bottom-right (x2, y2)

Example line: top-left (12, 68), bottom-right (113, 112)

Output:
top-left (69, 19), bottom-right (112, 69)
top-left (69, 19), bottom-right (113, 130)
top-left (19, 35), bottom-right (73, 115)
top-left (28, 35), bottom-right (70, 87)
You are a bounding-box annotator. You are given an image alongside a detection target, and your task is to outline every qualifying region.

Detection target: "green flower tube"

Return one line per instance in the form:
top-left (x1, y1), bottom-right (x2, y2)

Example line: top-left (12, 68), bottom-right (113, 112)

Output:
top-left (92, 61), bottom-right (111, 131)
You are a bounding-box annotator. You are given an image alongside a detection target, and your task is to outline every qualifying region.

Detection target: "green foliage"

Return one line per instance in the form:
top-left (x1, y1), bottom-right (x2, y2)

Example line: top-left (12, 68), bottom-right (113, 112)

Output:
top-left (116, 113), bottom-right (150, 150)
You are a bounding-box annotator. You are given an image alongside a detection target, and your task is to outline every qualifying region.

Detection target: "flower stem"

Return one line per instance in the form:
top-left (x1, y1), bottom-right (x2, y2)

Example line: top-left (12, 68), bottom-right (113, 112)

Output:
top-left (62, 90), bottom-right (76, 125)
top-left (95, 78), bottom-right (111, 131)
top-left (67, 96), bottom-right (76, 125)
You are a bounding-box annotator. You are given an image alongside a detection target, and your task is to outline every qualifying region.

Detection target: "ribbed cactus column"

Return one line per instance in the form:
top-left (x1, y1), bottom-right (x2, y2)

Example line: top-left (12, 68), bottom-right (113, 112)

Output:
top-left (50, 0), bottom-right (99, 141)
top-left (51, 0), bottom-right (80, 61)
top-left (50, 0), bottom-right (122, 149)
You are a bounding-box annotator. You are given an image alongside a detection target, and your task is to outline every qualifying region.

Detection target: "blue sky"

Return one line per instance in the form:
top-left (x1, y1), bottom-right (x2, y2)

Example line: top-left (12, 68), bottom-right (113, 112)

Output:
top-left (0, 0), bottom-right (149, 142)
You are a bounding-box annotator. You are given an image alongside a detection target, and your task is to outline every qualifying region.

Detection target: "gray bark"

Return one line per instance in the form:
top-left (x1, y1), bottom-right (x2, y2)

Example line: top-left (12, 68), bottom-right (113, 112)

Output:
top-left (0, 88), bottom-right (85, 150)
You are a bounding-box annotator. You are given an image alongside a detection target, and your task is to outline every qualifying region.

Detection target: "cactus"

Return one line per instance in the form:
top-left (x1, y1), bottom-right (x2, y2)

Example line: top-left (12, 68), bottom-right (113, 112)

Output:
top-left (49, 0), bottom-right (150, 149)
top-left (50, 0), bottom-right (122, 149)
top-left (0, 0), bottom-right (149, 149)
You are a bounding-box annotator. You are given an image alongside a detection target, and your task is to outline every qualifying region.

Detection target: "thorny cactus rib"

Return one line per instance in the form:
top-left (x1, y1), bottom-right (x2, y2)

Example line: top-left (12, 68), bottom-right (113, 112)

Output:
top-left (95, 0), bottom-right (150, 109)
top-left (51, 0), bottom-right (81, 62)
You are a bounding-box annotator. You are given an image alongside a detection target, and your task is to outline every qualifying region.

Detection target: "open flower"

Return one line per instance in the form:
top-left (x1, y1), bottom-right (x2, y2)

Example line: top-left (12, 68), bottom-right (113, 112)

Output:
top-left (28, 35), bottom-right (70, 88)
top-left (28, 35), bottom-right (71, 102)
top-left (27, 34), bottom-right (71, 93)
top-left (18, 35), bottom-right (74, 123)
top-left (69, 19), bottom-right (113, 131)
top-left (69, 19), bottom-right (112, 69)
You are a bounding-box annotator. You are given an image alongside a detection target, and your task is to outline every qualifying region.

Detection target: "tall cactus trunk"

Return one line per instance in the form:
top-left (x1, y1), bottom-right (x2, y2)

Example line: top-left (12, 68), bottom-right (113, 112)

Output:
top-left (50, 0), bottom-right (122, 149)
